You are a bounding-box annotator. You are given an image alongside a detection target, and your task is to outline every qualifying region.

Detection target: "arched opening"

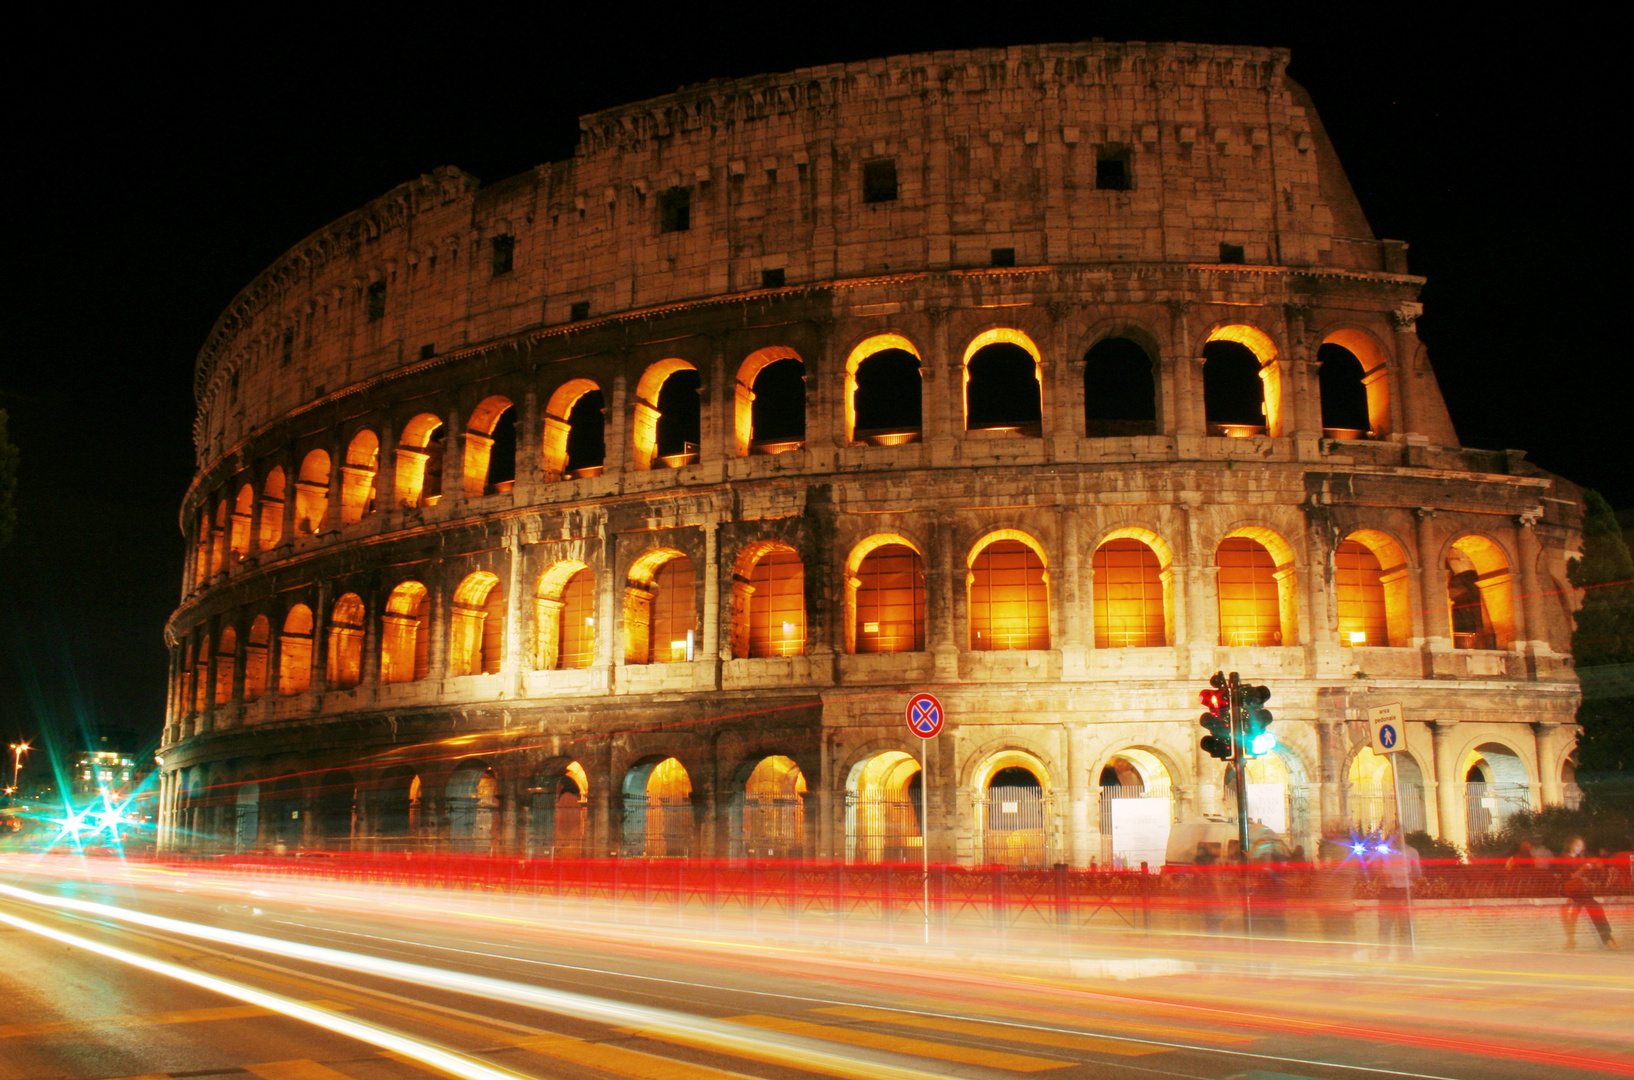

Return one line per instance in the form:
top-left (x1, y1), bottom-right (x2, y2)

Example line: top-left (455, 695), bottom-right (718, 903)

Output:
top-left (849, 539), bottom-right (925, 654)
top-left (1224, 748), bottom-right (1314, 853)
top-left (230, 484), bottom-right (254, 561)
top-left (314, 769), bottom-right (356, 850)
top-left (964, 332), bottom-right (1042, 435)
top-left (1098, 749), bottom-right (1174, 868)
top-left (210, 501), bottom-right (228, 576)
top-left (1463, 743), bottom-right (1531, 838)
top-left (233, 781), bottom-right (259, 851)
top-left (621, 757), bottom-right (693, 858)
top-left (382, 581), bottom-right (429, 683)
top-left (631, 360), bottom-right (701, 470)
top-left (243, 615), bottom-right (269, 701)
top-left (1317, 343), bottom-right (1371, 437)
top-left (259, 468), bottom-right (285, 550)
top-left (1083, 337), bottom-right (1157, 437)
top-left (624, 550), bottom-right (697, 665)
top-left (534, 561), bottom-right (594, 670)
top-left (847, 335), bottom-right (922, 445)
top-left (1322, 328), bottom-right (1392, 437)
top-left (214, 627), bottom-right (236, 706)
top-left (325, 593), bottom-right (365, 689)
top-left (735, 755), bottom-right (807, 859)
top-left (979, 757), bottom-right (1050, 867)
top-left (735, 348), bottom-right (806, 455)
top-left (373, 767), bottom-right (420, 850)
top-left (1447, 535), bottom-right (1514, 650)
top-left (528, 761), bottom-right (588, 857)
top-left (339, 429), bottom-right (379, 524)
top-left (259, 776), bottom-right (303, 851)
top-left (278, 605), bottom-right (313, 695)
top-left (191, 633), bottom-right (210, 712)
top-left (447, 762), bottom-right (501, 854)
top-left (541, 380), bottom-right (605, 480)
top-left (450, 571), bottom-right (504, 676)
top-left (1092, 535), bottom-right (1169, 647)
top-left (968, 534), bottom-right (1050, 651)
top-left (844, 751), bottom-right (922, 864)
top-left (1337, 530), bottom-right (1411, 647)
top-left (1202, 340), bottom-right (1266, 436)
top-left (395, 413), bottom-right (445, 507)
top-left (1216, 533), bottom-right (1291, 646)
top-left (294, 449), bottom-right (330, 535)
top-left (732, 544), bottom-right (806, 659)
top-left (463, 396), bottom-right (516, 496)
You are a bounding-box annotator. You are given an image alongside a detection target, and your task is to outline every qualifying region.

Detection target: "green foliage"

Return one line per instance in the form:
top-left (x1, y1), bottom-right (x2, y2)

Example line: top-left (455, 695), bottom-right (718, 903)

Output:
top-left (1569, 490), bottom-right (1634, 776)
top-left (1405, 829), bottom-right (1463, 862)
top-left (0, 409), bottom-right (16, 551)
top-left (1466, 805), bottom-right (1634, 860)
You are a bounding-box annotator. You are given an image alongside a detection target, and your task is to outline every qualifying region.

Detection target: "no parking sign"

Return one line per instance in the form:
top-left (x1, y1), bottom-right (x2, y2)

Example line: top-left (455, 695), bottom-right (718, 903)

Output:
top-left (906, 693), bottom-right (944, 739)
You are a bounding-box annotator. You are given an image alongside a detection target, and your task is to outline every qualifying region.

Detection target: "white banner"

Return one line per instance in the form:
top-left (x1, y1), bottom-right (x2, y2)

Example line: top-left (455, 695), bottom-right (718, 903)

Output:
top-left (1109, 798), bottom-right (1172, 870)
top-left (1245, 783), bottom-right (1287, 834)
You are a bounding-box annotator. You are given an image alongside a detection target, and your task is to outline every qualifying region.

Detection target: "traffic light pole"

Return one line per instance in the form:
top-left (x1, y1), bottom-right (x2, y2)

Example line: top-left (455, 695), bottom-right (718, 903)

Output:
top-left (1227, 672), bottom-right (1251, 862)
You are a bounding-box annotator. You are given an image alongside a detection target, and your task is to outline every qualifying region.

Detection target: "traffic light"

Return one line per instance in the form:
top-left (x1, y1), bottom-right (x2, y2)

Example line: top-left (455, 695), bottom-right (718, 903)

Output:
top-left (1241, 684), bottom-right (1276, 756)
top-left (1199, 671), bottom-right (1234, 759)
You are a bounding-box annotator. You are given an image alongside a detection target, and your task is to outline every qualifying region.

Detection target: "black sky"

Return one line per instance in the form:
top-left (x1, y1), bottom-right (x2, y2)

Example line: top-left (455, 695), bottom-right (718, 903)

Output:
top-left (2, 4), bottom-right (1624, 762)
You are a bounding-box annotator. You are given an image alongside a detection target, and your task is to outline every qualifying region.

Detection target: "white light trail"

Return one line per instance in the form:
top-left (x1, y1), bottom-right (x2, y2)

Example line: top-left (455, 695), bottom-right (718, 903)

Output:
top-left (0, 906), bottom-right (533, 1080)
top-left (0, 882), bottom-right (948, 1080)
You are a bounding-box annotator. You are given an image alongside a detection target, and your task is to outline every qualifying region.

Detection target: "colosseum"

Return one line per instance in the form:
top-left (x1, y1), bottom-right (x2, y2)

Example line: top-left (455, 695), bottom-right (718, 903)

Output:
top-left (159, 41), bottom-right (1585, 867)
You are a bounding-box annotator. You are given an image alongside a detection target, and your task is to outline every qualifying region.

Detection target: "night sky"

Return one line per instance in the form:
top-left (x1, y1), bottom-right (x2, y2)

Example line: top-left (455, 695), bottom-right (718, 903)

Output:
top-left (2, 7), bottom-right (1623, 765)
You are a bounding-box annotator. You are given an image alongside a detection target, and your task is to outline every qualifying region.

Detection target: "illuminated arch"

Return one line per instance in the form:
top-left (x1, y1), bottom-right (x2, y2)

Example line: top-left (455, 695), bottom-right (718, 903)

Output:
top-left (962, 328), bottom-right (1043, 433)
top-left (731, 540), bottom-right (806, 658)
top-left (214, 627), bottom-right (237, 706)
top-left (259, 467), bottom-right (285, 550)
top-left (1338, 528), bottom-right (1412, 648)
top-left (462, 395), bottom-right (515, 496)
top-left (243, 614), bottom-right (270, 701)
top-left (541, 379), bottom-right (604, 479)
top-left (1216, 525), bottom-right (1298, 647)
top-left (340, 429), bottom-right (379, 524)
top-left (278, 603), bottom-right (313, 695)
top-left (449, 570), bottom-right (503, 676)
top-left (1092, 527), bottom-right (1173, 648)
top-left (1205, 324), bottom-right (1283, 437)
top-left (844, 333), bottom-right (923, 444)
top-left (381, 580), bottom-right (429, 683)
top-left (843, 749), bottom-right (922, 863)
top-left (632, 359), bottom-right (699, 470)
top-left (966, 531), bottom-right (1050, 651)
top-left (294, 449), bottom-right (330, 535)
top-left (230, 484), bottom-right (254, 561)
top-left (972, 748), bottom-right (1052, 867)
top-left (326, 592), bottom-right (365, 689)
top-left (534, 560), bottom-right (594, 670)
top-left (1321, 327), bottom-right (1393, 437)
top-left (734, 346), bottom-right (805, 456)
top-left (624, 548), bottom-right (696, 665)
top-left (844, 533), bottom-right (926, 655)
top-left (1446, 532), bottom-right (1515, 649)
top-left (735, 754), bottom-right (808, 858)
top-left (395, 412), bottom-right (445, 507)
top-left (620, 756), bottom-right (694, 857)
top-left (1458, 740), bottom-right (1534, 837)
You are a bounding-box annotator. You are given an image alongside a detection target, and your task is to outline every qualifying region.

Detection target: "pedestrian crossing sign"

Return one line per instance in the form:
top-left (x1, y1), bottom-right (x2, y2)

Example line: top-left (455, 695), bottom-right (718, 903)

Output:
top-left (1368, 702), bottom-right (1406, 754)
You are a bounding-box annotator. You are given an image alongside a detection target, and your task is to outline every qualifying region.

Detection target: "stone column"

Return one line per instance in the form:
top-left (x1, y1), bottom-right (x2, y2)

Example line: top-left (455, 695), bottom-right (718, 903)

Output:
top-left (605, 374), bottom-right (629, 476)
top-left (1415, 509), bottom-right (1450, 650)
top-left (375, 416), bottom-right (396, 520)
top-left (1534, 722), bottom-right (1566, 808)
top-left (1515, 513), bottom-right (1550, 656)
top-left (1058, 508), bottom-right (1087, 679)
top-left (515, 389), bottom-right (541, 499)
top-left (502, 526), bottom-right (526, 694)
top-left (1066, 724), bottom-right (1093, 868)
top-left (698, 522), bottom-right (721, 688)
top-left (1389, 304), bottom-right (1426, 437)
top-left (1431, 719), bottom-right (1464, 848)
top-left (427, 579), bottom-right (449, 683)
top-left (359, 588), bottom-right (382, 694)
top-left (928, 514), bottom-right (960, 680)
top-left (1318, 720), bottom-right (1346, 837)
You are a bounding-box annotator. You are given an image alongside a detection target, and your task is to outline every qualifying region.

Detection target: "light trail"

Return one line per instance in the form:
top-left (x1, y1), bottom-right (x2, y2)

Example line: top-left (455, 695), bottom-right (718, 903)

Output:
top-left (0, 881), bottom-right (954, 1080)
top-left (0, 906), bottom-right (535, 1080)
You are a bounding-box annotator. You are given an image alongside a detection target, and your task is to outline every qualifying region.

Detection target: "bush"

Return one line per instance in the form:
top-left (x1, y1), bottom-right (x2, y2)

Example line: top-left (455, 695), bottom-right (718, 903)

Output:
top-left (1467, 805), bottom-right (1634, 860)
top-left (1405, 829), bottom-right (1463, 862)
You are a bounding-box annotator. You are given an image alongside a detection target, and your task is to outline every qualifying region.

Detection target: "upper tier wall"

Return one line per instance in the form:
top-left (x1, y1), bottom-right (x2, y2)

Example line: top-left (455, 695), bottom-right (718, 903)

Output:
top-left (191, 42), bottom-right (1393, 467)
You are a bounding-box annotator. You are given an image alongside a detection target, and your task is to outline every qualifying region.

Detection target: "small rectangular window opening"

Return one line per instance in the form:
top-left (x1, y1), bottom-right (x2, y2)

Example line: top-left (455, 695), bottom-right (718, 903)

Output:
top-left (569, 301), bottom-right (590, 322)
top-left (760, 268), bottom-right (785, 289)
top-left (659, 187), bottom-right (691, 233)
top-left (490, 234), bottom-right (514, 276)
top-left (419, 343), bottom-right (436, 360)
top-left (1219, 243), bottom-right (1246, 265)
top-left (1095, 146), bottom-right (1131, 191)
top-left (366, 281), bottom-right (386, 321)
top-left (281, 328), bottom-right (294, 367)
top-left (862, 158), bottom-right (898, 203)
top-left (990, 247), bottom-right (1016, 268)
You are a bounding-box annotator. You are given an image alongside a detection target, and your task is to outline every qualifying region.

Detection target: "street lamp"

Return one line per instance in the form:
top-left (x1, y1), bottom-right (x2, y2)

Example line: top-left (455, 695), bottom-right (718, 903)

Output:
top-left (9, 742), bottom-right (29, 789)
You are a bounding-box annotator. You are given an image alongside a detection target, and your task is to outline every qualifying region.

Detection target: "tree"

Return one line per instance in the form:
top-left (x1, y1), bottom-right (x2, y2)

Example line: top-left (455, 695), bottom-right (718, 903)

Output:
top-left (1568, 490), bottom-right (1634, 780)
top-left (0, 409), bottom-right (16, 551)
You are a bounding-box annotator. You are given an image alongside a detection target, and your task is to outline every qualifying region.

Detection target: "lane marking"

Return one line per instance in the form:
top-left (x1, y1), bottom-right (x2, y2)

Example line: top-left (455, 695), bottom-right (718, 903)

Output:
top-left (247, 1062), bottom-right (360, 1080)
top-left (0, 907), bottom-right (535, 1080)
top-left (814, 1005), bottom-right (1170, 1057)
top-left (508, 1032), bottom-right (760, 1080)
top-left (726, 1014), bottom-right (1073, 1072)
top-left (0, 1000), bottom-right (354, 1040)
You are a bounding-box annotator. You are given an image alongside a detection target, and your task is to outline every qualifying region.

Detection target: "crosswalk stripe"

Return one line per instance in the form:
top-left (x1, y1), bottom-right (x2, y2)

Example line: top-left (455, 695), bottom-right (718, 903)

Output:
top-left (0, 1000), bottom-right (352, 1039)
top-left (510, 1032), bottom-right (754, 1080)
top-left (814, 1006), bottom-right (1170, 1057)
top-left (725, 1014), bottom-right (1073, 1072)
top-left (247, 1062), bottom-right (359, 1080)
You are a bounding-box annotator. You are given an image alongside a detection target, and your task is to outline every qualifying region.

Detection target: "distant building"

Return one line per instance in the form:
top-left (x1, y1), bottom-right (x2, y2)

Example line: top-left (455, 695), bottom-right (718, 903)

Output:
top-left (71, 748), bottom-right (137, 803)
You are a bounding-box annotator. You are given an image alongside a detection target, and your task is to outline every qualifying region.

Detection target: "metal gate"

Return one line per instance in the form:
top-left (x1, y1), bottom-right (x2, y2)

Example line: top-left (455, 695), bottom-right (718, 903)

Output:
top-left (845, 796), bottom-right (922, 864)
top-left (984, 785), bottom-right (1049, 867)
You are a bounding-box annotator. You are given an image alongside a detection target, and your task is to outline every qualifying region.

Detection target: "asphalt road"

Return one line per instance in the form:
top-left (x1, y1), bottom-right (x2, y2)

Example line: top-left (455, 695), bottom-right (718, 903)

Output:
top-left (0, 858), bottom-right (1628, 1080)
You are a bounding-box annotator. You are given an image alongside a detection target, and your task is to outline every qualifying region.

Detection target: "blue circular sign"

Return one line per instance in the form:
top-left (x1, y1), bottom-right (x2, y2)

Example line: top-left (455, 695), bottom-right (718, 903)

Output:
top-left (1378, 723), bottom-right (1398, 750)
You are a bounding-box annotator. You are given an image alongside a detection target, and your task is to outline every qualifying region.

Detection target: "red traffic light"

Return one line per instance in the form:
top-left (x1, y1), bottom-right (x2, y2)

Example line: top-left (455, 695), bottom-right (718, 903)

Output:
top-left (1199, 688), bottom-right (1227, 713)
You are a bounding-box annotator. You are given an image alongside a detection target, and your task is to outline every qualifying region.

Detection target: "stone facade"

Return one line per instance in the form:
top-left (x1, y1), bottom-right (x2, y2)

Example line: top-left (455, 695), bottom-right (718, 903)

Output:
top-left (160, 42), bottom-right (1583, 865)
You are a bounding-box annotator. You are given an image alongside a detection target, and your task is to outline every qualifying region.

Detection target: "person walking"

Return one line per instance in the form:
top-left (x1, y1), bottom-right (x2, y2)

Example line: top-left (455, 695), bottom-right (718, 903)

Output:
top-left (1375, 827), bottom-right (1420, 960)
top-left (1561, 835), bottom-right (1620, 951)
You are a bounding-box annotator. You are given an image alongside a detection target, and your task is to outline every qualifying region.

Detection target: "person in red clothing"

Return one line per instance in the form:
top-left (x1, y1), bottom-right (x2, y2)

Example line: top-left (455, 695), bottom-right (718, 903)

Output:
top-left (1561, 835), bottom-right (1620, 951)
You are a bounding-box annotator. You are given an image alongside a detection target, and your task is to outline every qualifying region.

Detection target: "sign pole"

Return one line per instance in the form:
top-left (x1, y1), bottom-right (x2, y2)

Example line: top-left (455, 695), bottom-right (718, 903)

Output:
top-left (1389, 756), bottom-right (1417, 955)
top-left (920, 736), bottom-right (930, 945)
top-left (1368, 702), bottom-right (1415, 956)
